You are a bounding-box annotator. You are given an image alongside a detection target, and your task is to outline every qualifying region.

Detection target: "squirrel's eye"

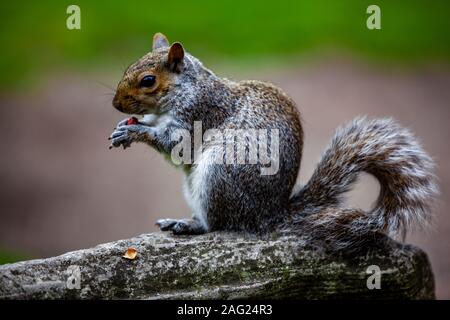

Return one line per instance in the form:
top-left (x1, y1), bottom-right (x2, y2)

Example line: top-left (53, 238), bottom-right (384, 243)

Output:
top-left (139, 75), bottom-right (156, 88)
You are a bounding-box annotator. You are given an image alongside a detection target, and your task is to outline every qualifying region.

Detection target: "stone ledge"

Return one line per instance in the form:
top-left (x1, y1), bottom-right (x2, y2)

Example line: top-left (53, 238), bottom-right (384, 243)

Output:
top-left (0, 232), bottom-right (435, 299)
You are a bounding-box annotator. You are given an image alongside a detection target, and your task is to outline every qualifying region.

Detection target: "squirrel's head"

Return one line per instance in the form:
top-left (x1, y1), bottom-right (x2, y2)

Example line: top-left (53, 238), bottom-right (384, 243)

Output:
top-left (113, 33), bottom-right (200, 115)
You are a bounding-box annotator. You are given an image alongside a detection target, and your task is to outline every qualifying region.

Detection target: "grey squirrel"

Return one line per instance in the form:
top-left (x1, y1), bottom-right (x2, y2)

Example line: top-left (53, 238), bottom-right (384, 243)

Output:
top-left (109, 33), bottom-right (438, 250)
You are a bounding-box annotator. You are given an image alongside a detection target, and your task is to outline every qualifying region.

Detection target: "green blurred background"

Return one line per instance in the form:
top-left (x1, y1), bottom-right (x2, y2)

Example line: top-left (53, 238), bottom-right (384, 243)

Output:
top-left (0, 0), bottom-right (449, 88)
top-left (0, 0), bottom-right (449, 298)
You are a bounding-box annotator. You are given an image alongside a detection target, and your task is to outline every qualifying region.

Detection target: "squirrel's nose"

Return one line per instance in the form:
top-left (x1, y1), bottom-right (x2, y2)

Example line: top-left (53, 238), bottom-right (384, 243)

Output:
top-left (115, 103), bottom-right (124, 112)
top-left (112, 95), bottom-right (124, 112)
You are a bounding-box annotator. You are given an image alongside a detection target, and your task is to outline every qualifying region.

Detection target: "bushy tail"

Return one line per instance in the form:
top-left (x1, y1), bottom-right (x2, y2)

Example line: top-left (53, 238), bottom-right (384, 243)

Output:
top-left (288, 117), bottom-right (438, 250)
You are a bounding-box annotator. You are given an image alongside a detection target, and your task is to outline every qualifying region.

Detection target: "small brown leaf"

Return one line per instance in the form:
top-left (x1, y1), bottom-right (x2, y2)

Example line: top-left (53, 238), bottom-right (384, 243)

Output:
top-left (123, 247), bottom-right (137, 260)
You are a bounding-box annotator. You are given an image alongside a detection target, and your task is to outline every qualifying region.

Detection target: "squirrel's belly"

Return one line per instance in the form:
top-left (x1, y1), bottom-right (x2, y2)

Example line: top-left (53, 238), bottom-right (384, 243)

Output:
top-left (183, 148), bottom-right (216, 231)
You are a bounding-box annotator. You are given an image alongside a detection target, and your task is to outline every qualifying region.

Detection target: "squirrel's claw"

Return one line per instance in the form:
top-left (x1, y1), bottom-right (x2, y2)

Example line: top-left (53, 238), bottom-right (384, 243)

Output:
top-left (155, 219), bottom-right (178, 231)
top-left (109, 131), bottom-right (129, 148)
top-left (109, 125), bottom-right (139, 148)
top-left (109, 118), bottom-right (155, 150)
top-left (116, 118), bottom-right (130, 127)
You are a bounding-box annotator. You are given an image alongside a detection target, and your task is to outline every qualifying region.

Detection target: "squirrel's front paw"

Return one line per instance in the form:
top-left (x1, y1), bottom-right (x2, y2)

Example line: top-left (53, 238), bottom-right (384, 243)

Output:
top-left (109, 121), bottom-right (154, 149)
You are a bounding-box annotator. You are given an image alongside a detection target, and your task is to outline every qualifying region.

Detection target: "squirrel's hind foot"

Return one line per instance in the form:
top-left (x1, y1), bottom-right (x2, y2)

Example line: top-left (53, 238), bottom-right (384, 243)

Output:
top-left (155, 218), bottom-right (207, 235)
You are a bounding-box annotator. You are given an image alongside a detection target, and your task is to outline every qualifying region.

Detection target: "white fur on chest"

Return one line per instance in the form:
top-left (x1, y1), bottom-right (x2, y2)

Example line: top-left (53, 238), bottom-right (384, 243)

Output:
top-left (183, 148), bottom-right (216, 231)
top-left (142, 113), bottom-right (174, 130)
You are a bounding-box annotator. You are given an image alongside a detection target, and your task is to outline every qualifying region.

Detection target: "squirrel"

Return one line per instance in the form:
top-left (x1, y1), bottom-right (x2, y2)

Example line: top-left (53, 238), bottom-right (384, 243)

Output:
top-left (109, 33), bottom-right (438, 251)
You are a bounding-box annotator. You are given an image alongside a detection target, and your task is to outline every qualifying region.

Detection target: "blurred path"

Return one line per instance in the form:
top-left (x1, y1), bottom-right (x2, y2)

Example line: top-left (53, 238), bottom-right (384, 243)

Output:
top-left (0, 57), bottom-right (449, 298)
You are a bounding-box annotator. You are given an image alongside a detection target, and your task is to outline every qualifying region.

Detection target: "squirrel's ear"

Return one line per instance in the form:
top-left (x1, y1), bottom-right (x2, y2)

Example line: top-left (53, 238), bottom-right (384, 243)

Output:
top-left (152, 32), bottom-right (169, 50)
top-left (168, 42), bottom-right (185, 72)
